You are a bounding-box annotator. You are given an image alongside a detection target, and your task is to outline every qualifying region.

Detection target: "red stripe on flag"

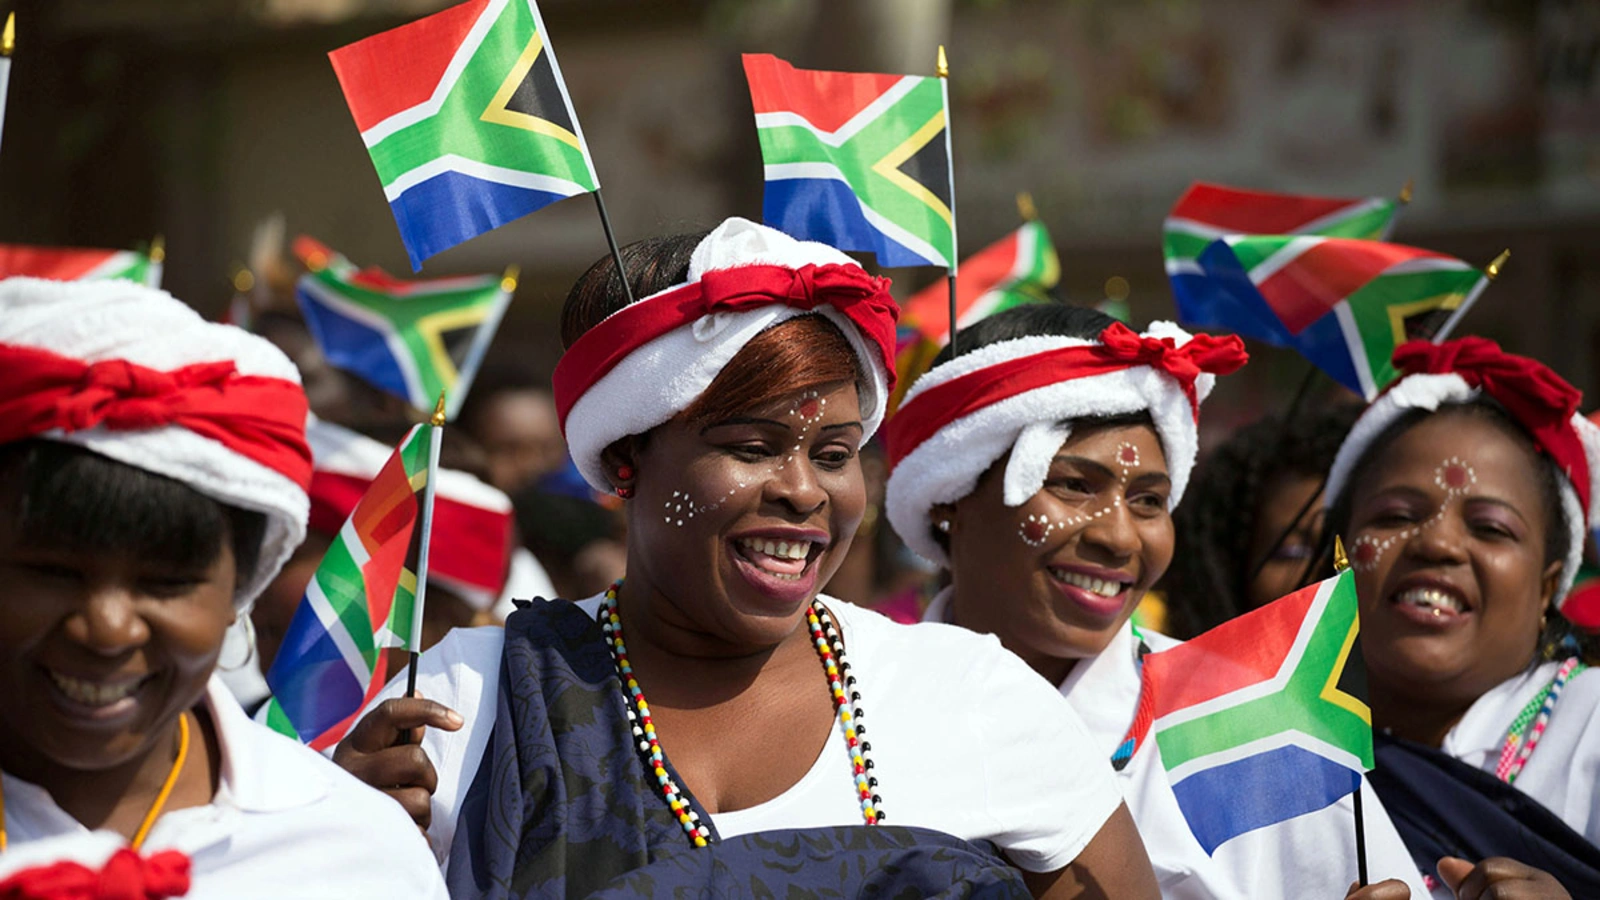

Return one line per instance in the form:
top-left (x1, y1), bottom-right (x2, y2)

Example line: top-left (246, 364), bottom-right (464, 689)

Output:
top-left (0, 244), bottom-right (123, 280)
top-left (1170, 183), bottom-right (1362, 235)
top-left (742, 53), bottom-right (905, 134)
top-left (1256, 239), bottom-right (1448, 334)
top-left (351, 454), bottom-right (420, 552)
top-left (902, 230), bottom-right (1023, 343)
top-left (328, 0), bottom-right (493, 134)
top-left (1144, 581), bottom-right (1320, 719)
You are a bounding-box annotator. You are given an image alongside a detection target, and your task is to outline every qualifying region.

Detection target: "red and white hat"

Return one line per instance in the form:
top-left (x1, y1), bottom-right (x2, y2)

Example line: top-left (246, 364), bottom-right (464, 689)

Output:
top-left (1325, 337), bottom-right (1600, 628)
top-left (884, 321), bottom-right (1248, 565)
top-left (0, 277), bottom-right (312, 607)
top-left (552, 217), bottom-right (899, 493)
top-left (306, 418), bottom-right (514, 610)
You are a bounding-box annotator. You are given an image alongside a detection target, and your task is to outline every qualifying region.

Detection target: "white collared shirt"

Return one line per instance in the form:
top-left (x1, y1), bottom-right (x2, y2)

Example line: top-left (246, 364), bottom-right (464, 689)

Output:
top-left (1440, 659), bottom-right (1600, 844)
top-left (378, 593), bottom-right (1125, 877)
top-left (0, 676), bottom-right (447, 899)
top-left (924, 589), bottom-right (1430, 899)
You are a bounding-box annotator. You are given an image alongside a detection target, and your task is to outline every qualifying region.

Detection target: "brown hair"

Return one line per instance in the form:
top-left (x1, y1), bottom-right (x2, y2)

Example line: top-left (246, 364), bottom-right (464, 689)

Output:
top-left (560, 232), bottom-right (868, 429)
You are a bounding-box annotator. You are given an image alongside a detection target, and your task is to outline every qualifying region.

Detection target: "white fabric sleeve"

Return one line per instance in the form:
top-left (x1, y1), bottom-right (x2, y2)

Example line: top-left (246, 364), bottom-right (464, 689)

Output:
top-left (966, 643), bottom-right (1126, 873)
top-left (366, 626), bottom-right (505, 867)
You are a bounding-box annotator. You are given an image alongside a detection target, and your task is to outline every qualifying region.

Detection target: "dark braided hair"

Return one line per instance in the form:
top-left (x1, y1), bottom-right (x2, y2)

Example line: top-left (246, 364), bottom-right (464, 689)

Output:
top-left (1164, 403), bottom-right (1362, 638)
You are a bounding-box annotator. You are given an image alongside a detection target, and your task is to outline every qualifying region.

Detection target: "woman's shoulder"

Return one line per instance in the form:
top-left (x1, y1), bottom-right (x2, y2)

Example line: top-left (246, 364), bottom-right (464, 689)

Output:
top-left (825, 596), bottom-right (1012, 664)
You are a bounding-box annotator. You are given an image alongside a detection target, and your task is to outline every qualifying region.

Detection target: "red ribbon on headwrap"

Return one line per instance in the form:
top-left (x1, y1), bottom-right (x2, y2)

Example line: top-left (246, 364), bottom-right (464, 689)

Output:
top-left (1392, 337), bottom-right (1589, 513)
top-left (886, 323), bottom-right (1248, 469)
top-left (552, 263), bottom-right (899, 429)
top-left (0, 343), bottom-right (313, 491)
top-left (0, 848), bottom-right (192, 900)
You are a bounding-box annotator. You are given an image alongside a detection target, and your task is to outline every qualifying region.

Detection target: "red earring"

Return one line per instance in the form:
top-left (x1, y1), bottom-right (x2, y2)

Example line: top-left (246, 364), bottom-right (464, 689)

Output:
top-left (617, 465), bottom-right (634, 481)
top-left (616, 485), bottom-right (635, 499)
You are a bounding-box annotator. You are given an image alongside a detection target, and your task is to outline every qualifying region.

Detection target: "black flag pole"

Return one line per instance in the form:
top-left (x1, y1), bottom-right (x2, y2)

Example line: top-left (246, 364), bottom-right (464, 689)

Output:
top-left (1332, 536), bottom-right (1371, 887)
top-left (593, 189), bottom-right (635, 305)
top-left (937, 44), bottom-right (959, 356)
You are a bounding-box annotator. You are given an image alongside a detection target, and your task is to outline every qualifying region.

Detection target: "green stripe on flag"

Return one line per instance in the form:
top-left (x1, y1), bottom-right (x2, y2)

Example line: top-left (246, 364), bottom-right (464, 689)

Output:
top-left (313, 538), bottom-right (380, 662)
top-left (1344, 267), bottom-right (1482, 392)
top-left (1156, 572), bottom-right (1373, 771)
top-left (262, 696), bottom-right (298, 739)
top-left (365, 0), bottom-right (596, 193)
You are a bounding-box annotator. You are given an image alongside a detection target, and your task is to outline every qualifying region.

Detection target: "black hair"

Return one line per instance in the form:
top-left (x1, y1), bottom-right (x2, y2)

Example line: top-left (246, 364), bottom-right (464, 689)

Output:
top-left (561, 234), bottom-right (704, 350)
top-left (1321, 398), bottom-right (1597, 663)
top-left (1163, 403), bottom-right (1362, 638)
top-left (928, 303), bottom-right (1154, 554)
top-left (0, 440), bottom-right (267, 584)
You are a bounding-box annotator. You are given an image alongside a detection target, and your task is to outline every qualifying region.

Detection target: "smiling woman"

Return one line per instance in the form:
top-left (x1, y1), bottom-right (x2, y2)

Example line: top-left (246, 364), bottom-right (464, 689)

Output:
top-left (335, 218), bottom-right (1161, 899)
top-left (1320, 338), bottom-right (1600, 895)
top-left (0, 278), bottom-right (447, 897)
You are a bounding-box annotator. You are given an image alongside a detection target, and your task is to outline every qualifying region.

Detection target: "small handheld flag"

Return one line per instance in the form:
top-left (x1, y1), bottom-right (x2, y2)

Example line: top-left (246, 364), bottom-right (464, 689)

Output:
top-left (744, 52), bottom-right (956, 270)
top-left (0, 13), bottom-right (14, 156)
top-left (901, 219), bottom-right (1058, 346)
top-left (1138, 567), bottom-right (1372, 855)
top-left (1164, 183), bottom-right (1402, 343)
top-left (261, 419), bottom-right (440, 749)
top-left (1193, 236), bottom-right (1500, 399)
top-left (293, 237), bottom-right (513, 420)
top-left (0, 240), bottom-right (164, 288)
top-left (328, 0), bottom-right (600, 270)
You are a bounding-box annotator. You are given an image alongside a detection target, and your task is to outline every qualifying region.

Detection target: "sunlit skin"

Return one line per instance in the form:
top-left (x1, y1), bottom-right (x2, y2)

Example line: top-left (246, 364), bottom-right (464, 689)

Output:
top-left (1346, 412), bottom-right (1562, 747)
top-left (0, 508), bottom-right (227, 840)
top-left (1246, 473), bottom-right (1326, 608)
top-left (941, 423), bottom-right (1175, 687)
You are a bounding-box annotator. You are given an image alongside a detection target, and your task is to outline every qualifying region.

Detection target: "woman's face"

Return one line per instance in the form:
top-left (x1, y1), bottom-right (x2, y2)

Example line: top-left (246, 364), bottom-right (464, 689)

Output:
top-left (1346, 412), bottom-right (1561, 708)
top-left (0, 514), bottom-right (236, 775)
top-left (625, 381), bottom-right (867, 650)
top-left (1246, 473), bottom-right (1327, 608)
top-left (946, 423), bottom-right (1175, 673)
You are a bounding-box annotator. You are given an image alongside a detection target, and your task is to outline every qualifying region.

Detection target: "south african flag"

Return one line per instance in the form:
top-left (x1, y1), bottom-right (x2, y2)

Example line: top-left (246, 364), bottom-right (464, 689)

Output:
top-left (901, 220), bottom-right (1058, 346)
top-left (1140, 570), bottom-right (1372, 854)
top-left (745, 53), bottom-right (955, 269)
top-left (0, 242), bottom-right (163, 288)
top-left (329, 0), bottom-right (598, 270)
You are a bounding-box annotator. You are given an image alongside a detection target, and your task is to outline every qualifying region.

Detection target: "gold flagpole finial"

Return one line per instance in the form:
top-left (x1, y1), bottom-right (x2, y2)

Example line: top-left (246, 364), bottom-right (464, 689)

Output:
top-left (936, 45), bottom-right (949, 78)
top-left (3, 13), bottom-right (16, 57)
top-left (431, 392), bottom-right (448, 427)
top-left (230, 265), bottom-right (255, 294)
top-left (1333, 535), bottom-right (1350, 573)
top-left (1485, 249), bottom-right (1510, 281)
top-left (1016, 192), bottom-right (1037, 222)
top-left (1398, 178), bottom-right (1414, 205)
top-left (500, 264), bottom-right (520, 293)
top-left (148, 235), bottom-right (166, 265)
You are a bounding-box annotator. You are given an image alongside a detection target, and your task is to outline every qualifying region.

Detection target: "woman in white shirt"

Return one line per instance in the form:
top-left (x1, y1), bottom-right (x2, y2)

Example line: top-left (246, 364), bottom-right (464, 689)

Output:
top-left (882, 303), bottom-right (1432, 899)
top-left (333, 219), bottom-right (1159, 898)
top-left (1321, 337), bottom-right (1600, 898)
top-left (0, 278), bottom-right (446, 898)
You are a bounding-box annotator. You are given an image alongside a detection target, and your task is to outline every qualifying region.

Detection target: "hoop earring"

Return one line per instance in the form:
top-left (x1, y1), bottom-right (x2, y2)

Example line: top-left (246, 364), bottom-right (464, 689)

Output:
top-left (219, 615), bottom-right (257, 672)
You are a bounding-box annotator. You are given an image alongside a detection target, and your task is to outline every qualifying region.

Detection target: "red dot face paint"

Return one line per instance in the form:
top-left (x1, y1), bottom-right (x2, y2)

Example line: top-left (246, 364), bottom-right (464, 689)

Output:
top-left (799, 398), bottom-right (820, 421)
top-left (1444, 465), bottom-right (1469, 489)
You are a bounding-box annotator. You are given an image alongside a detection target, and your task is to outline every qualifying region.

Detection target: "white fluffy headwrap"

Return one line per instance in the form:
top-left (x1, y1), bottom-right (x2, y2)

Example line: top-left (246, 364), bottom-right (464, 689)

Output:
top-left (1326, 371), bottom-right (1600, 606)
top-left (0, 276), bottom-right (310, 608)
top-left (884, 321), bottom-right (1245, 566)
top-left (555, 217), bottom-right (895, 494)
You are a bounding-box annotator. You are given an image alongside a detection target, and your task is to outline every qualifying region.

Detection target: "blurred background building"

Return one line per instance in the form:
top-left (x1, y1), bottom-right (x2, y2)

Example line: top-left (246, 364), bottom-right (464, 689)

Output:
top-left (2, 0), bottom-right (1598, 426)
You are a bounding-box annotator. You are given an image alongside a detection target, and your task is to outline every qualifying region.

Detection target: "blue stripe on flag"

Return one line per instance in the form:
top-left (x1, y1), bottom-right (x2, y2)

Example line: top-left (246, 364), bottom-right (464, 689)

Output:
top-left (762, 177), bottom-right (938, 269)
top-left (296, 284), bottom-right (412, 401)
top-left (1185, 242), bottom-right (1298, 346)
top-left (1284, 314), bottom-right (1366, 398)
top-left (389, 171), bottom-right (572, 271)
top-left (1170, 744), bottom-right (1362, 854)
top-left (263, 601), bottom-right (367, 744)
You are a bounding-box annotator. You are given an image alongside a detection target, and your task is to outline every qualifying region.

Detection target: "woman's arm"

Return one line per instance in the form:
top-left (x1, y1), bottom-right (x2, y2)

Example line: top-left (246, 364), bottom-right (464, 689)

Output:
top-left (1016, 803), bottom-right (1160, 900)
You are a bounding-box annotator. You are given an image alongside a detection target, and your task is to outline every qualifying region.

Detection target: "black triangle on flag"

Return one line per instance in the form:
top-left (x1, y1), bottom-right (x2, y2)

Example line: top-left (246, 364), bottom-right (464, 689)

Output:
top-left (898, 124), bottom-right (953, 213)
top-left (1401, 306), bottom-right (1453, 344)
top-left (439, 324), bottom-right (478, 371)
top-left (482, 31), bottom-right (581, 147)
top-left (1334, 632), bottom-right (1369, 707)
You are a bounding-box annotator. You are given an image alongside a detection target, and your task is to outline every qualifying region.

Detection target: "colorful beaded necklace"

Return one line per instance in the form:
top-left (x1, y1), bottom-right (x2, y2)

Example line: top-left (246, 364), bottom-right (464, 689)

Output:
top-left (1494, 657), bottom-right (1587, 784)
top-left (598, 581), bottom-right (882, 848)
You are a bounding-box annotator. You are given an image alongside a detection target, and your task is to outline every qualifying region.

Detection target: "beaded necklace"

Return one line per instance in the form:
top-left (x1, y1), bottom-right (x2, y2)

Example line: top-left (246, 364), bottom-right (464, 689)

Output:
top-left (1111, 625), bottom-right (1154, 772)
top-left (1494, 657), bottom-right (1587, 784)
top-left (598, 581), bottom-right (882, 848)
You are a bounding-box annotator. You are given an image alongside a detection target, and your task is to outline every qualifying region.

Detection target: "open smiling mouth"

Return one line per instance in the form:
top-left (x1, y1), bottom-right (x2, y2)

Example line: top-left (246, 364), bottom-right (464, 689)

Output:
top-left (45, 668), bottom-right (154, 710)
top-left (733, 537), bottom-right (825, 581)
top-left (1390, 584), bottom-right (1472, 622)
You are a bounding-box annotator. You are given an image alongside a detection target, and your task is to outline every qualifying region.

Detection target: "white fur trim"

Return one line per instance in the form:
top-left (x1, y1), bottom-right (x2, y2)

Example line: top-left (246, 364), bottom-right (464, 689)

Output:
top-left (885, 321), bottom-right (1209, 567)
top-left (1327, 372), bottom-right (1599, 602)
top-left (308, 417), bottom-right (511, 514)
top-left (0, 277), bottom-right (309, 608)
top-left (564, 218), bottom-right (890, 493)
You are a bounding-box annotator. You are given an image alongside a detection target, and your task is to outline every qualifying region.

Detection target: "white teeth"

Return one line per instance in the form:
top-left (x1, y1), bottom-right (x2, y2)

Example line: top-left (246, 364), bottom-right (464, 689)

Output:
top-left (48, 671), bottom-right (141, 707)
top-left (1052, 569), bottom-right (1126, 597)
top-left (1396, 587), bottom-right (1466, 614)
top-left (739, 538), bottom-right (811, 560)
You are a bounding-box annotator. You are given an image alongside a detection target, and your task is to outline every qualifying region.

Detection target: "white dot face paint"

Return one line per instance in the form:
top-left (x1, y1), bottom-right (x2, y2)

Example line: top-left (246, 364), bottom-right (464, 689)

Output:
top-left (1349, 457), bottom-right (1479, 574)
top-left (1014, 440), bottom-right (1141, 547)
top-left (774, 391), bottom-right (825, 473)
top-left (662, 391), bottom-right (827, 527)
